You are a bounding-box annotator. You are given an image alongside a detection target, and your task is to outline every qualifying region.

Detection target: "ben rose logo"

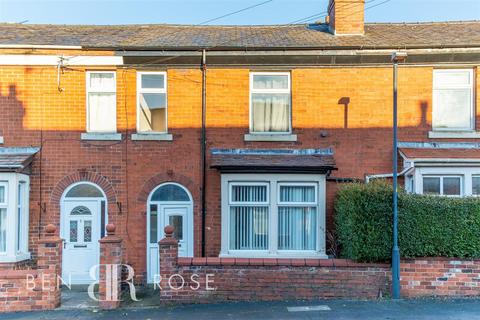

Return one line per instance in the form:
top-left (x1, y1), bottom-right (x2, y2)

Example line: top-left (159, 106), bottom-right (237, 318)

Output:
top-left (24, 264), bottom-right (215, 302)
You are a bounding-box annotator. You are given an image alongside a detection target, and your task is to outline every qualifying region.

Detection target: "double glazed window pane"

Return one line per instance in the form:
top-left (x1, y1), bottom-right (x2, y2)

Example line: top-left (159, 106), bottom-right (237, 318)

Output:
top-left (443, 177), bottom-right (461, 196)
top-left (252, 94), bottom-right (290, 133)
top-left (433, 89), bottom-right (472, 130)
top-left (423, 177), bottom-right (440, 195)
top-left (138, 74), bottom-right (167, 133)
top-left (231, 185), bottom-right (267, 203)
top-left (0, 208), bottom-right (6, 252)
top-left (278, 207), bottom-right (316, 250)
top-left (433, 70), bottom-right (473, 130)
top-left (280, 185), bottom-right (315, 203)
top-left (473, 177), bottom-right (480, 196)
top-left (230, 206), bottom-right (268, 250)
top-left (251, 74), bottom-right (291, 133)
top-left (253, 75), bottom-right (289, 90)
top-left (278, 185), bottom-right (317, 250)
top-left (0, 185), bottom-right (5, 252)
top-left (230, 184), bottom-right (268, 250)
top-left (88, 72), bottom-right (116, 132)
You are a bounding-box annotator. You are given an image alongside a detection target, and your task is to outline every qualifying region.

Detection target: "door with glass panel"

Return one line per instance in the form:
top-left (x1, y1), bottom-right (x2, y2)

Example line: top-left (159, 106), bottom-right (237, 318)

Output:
top-left (147, 183), bottom-right (193, 283)
top-left (62, 200), bottom-right (100, 284)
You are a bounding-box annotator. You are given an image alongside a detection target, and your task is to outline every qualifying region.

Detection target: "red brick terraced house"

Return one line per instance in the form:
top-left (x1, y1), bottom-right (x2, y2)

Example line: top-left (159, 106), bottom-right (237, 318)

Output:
top-left (0, 0), bottom-right (479, 289)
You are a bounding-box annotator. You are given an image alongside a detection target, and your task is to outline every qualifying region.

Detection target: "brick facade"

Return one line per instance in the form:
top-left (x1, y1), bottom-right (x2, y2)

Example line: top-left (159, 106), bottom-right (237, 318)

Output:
top-left (0, 62), bottom-right (479, 284)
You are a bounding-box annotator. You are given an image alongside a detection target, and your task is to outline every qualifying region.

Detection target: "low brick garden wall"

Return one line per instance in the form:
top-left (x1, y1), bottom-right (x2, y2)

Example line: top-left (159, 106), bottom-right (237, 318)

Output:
top-left (158, 229), bottom-right (391, 303)
top-left (401, 258), bottom-right (480, 297)
top-left (0, 233), bottom-right (62, 312)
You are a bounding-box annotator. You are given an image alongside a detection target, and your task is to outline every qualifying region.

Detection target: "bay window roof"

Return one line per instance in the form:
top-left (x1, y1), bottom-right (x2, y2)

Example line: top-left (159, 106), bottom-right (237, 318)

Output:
top-left (211, 148), bottom-right (336, 173)
top-left (0, 147), bottom-right (39, 173)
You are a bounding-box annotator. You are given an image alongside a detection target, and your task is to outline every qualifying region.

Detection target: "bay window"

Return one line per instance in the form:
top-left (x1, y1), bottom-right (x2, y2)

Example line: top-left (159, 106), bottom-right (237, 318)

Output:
top-left (432, 69), bottom-right (474, 131)
top-left (0, 173), bottom-right (30, 262)
top-left (221, 174), bottom-right (326, 258)
top-left (86, 71), bottom-right (117, 133)
top-left (250, 72), bottom-right (291, 134)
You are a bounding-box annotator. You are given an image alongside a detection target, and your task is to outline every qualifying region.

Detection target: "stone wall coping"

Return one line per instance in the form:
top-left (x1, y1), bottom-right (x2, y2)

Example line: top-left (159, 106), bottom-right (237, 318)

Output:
top-left (0, 269), bottom-right (39, 279)
top-left (37, 237), bottom-right (63, 244)
top-left (99, 235), bottom-right (122, 243)
top-left (159, 238), bottom-right (178, 245)
top-left (177, 257), bottom-right (390, 268)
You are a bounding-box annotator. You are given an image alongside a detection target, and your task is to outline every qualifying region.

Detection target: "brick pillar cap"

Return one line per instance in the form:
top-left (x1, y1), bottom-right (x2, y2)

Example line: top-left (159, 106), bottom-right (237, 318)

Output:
top-left (106, 223), bottom-right (116, 235)
top-left (159, 225), bottom-right (177, 245)
top-left (45, 224), bottom-right (56, 235)
top-left (164, 225), bottom-right (174, 237)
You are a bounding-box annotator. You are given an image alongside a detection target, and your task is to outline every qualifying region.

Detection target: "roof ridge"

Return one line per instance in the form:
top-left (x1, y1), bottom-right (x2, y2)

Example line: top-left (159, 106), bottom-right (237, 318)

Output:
top-left (365, 20), bottom-right (480, 25)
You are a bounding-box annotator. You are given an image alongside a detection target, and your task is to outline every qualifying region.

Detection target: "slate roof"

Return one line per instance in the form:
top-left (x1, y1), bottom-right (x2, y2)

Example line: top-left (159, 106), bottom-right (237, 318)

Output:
top-left (400, 148), bottom-right (480, 160)
top-left (0, 21), bottom-right (479, 50)
top-left (210, 148), bottom-right (336, 173)
top-left (0, 147), bottom-right (39, 172)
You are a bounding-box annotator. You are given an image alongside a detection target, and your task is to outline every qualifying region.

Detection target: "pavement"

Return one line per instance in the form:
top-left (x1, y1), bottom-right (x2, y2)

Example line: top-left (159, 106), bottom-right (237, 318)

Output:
top-left (3, 298), bottom-right (480, 320)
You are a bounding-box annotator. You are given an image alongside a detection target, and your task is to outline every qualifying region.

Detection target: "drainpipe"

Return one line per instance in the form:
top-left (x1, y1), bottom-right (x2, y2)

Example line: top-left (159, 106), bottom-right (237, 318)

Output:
top-left (201, 49), bottom-right (207, 257)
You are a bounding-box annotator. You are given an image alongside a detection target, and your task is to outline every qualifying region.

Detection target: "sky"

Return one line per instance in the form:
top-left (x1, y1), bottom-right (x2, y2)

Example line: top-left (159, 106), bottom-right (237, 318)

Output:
top-left (0, 0), bottom-right (478, 25)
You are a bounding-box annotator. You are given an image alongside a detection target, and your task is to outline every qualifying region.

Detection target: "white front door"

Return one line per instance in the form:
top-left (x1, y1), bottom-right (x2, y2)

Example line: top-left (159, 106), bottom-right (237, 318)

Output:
top-left (163, 206), bottom-right (189, 257)
top-left (62, 200), bottom-right (100, 284)
top-left (147, 204), bottom-right (193, 283)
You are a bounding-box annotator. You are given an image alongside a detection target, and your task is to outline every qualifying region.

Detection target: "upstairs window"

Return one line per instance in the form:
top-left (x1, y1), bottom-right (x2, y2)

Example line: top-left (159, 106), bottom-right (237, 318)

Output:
top-left (137, 72), bottom-right (167, 133)
top-left (250, 72), bottom-right (291, 134)
top-left (432, 69), bottom-right (474, 131)
top-left (86, 71), bottom-right (117, 133)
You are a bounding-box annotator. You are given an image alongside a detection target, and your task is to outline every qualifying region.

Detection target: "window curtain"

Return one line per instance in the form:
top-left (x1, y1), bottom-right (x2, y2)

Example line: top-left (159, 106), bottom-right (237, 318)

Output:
top-left (88, 93), bottom-right (116, 132)
top-left (252, 93), bottom-right (289, 132)
top-left (88, 73), bottom-right (115, 132)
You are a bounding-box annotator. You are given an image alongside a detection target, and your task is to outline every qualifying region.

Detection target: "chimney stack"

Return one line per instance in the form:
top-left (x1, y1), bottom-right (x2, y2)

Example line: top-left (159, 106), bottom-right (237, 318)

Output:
top-left (327, 0), bottom-right (365, 35)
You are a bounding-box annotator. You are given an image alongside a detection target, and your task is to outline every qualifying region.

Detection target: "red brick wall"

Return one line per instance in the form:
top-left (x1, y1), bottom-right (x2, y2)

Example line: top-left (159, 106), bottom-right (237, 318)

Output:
top-left (159, 237), bottom-right (390, 302)
top-left (0, 235), bottom-right (61, 313)
top-left (0, 57), bottom-right (478, 284)
top-left (401, 258), bottom-right (480, 297)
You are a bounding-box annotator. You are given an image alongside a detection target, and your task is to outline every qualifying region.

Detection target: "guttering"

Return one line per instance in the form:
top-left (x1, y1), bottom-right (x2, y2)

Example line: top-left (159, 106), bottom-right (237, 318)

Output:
top-left (365, 165), bottom-right (414, 183)
top-left (117, 47), bottom-right (480, 57)
top-left (0, 44), bottom-right (82, 49)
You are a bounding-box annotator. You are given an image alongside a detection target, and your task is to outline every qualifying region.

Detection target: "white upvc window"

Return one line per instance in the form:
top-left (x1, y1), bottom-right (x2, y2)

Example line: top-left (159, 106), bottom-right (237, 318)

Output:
top-left (432, 69), bottom-right (474, 131)
top-left (86, 71), bottom-right (117, 133)
top-left (250, 72), bottom-right (291, 134)
top-left (422, 175), bottom-right (463, 197)
top-left (221, 174), bottom-right (326, 258)
top-left (412, 167), bottom-right (480, 197)
top-left (137, 72), bottom-right (168, 133)
top-left (0, 173), bottom-right (30, 263)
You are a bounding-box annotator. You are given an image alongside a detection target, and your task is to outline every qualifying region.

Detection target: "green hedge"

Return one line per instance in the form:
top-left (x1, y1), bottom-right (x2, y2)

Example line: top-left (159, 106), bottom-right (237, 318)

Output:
top-left (335, 181), bottom-right (480, 262)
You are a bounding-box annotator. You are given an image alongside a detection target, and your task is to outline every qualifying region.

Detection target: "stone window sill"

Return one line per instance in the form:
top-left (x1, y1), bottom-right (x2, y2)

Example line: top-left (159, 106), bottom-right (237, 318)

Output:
top-left (131, 133), bottom-right (173, 141)
top-left (0, 136), bottom-right (3, 144)
top-left (80, 133), bottom-right (122, 141)
top-left (0, 252), bottom-right (31, 263)
top-left (244, 134), bottom-right (297, 142)
top-left (428, 131), bottom-right (480, 139)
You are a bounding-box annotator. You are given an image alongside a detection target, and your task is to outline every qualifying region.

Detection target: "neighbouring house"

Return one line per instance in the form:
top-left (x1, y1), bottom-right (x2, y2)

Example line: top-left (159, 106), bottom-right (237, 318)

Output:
top-left (0, 0), bottom-right (479, 295)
